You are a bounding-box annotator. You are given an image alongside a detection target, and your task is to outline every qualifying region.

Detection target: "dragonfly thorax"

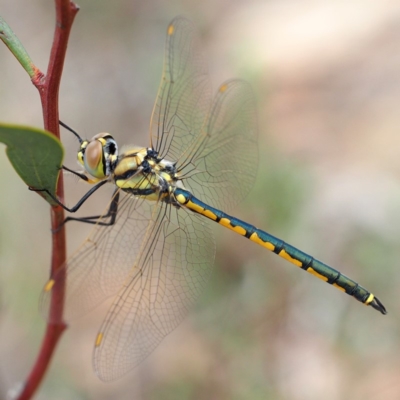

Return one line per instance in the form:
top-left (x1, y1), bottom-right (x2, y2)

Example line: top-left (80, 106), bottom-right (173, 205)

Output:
top-left (113, 146), bottom-right (178, 201)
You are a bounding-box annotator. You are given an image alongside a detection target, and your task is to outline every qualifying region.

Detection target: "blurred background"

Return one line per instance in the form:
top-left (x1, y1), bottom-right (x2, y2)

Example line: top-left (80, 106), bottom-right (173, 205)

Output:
top-left (1, 0), bottom-right (400, 399)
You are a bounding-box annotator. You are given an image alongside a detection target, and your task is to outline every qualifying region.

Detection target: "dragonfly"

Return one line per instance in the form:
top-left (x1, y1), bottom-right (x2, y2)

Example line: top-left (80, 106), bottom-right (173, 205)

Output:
top-left (38, 16), bottom-right (386, 381)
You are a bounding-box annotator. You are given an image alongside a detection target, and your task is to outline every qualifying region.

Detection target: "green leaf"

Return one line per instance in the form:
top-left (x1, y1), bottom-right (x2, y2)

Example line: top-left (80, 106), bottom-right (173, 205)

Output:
top-left (0, 123), bottom-right (64, 205)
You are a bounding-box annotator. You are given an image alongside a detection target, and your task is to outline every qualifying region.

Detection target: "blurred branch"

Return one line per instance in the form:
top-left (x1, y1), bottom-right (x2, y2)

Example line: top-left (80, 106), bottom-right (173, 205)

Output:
top-left (0, 1), bottom-right (80, 399)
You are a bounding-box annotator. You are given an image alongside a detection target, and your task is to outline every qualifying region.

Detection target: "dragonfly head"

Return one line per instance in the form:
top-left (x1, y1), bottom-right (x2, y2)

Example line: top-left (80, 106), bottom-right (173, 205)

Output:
top-left (78, 133), bottom-right (119, 179)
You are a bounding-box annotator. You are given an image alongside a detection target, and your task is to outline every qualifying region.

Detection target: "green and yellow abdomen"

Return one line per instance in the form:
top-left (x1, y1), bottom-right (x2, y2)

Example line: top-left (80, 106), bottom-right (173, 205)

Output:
top-left (174, 187), bottom-right (386, 315)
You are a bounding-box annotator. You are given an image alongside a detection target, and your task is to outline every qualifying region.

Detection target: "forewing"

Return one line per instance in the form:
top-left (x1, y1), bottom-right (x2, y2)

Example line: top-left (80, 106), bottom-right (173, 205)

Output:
top-left (180, 79), bottom-right (258, 212)
top-left (150, 16), bottom-right (211, 162)
top-left (93, 202), bottom-right (215, 381)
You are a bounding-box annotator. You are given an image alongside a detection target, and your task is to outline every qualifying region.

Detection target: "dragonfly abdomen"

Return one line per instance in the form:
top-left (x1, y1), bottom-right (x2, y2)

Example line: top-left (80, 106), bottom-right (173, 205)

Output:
top-left (174, 187), bottom-right (386, 315)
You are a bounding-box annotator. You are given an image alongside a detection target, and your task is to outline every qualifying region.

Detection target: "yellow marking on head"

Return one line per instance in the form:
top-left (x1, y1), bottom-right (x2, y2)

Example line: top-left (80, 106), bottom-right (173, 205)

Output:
top-left (279, 250), bottom-right (303, 267)
top-left (219, 218), bottom-right (247, 236)
top-left (168, 24), bottom-right (175, 35)
top-left (44, 279), bottom-right (55, 292)
top-left (364, 293), bottom-right (374, 305)
top-left (332, 283), bottom-right (346, 292)
top-left (306, 267), bottom-right (329, 282)
top-left (203, 209), bottom-right (217, 221)
top-left (249, 232), bottom-right (275, 251)
top-left (219, 84), bottom-right (228, 92)
top-left (78, 141), bottom-right (89, 168)
top-left (98, 137), bottom-right (107, 146)
top-left (77, 151), bottom-right (84, 166)
top-left (95, 332), bottom-right (104, 347)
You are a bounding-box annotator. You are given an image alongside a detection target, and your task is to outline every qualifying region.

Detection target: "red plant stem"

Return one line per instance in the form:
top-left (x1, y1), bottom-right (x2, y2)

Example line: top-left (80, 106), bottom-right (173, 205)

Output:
top-left (16, 1), bottom-right (79, 399)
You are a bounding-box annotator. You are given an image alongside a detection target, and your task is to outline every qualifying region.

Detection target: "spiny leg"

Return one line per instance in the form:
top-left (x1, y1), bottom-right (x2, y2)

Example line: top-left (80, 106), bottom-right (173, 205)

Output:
top-left (64, 190), bottom-right (120, 227)
top-left (62, 165), bottom-right (89, 182)
top-left (30, 179), bottom-right (109, 213)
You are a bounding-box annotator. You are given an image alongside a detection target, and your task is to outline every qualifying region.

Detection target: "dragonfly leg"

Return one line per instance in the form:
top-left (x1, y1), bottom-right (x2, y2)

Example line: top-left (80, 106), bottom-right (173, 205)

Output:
top-left (29, 179), bottom-right (109, 213)
top-left (59, 120), bottom-right (84, 143)
top-left (63, 190), bottom-right (120, 226)
top-left (62, 165), bottom-right (89, 182)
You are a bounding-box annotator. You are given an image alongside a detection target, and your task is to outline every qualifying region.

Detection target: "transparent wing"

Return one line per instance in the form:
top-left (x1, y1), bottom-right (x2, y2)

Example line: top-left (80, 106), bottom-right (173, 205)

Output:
top-left (150, 16), bottom-right (211, 162)
top-left (41, 185), bottom-right (215, 381)
top-left (40, 191), bottom-right (157, 323)
top-left (93, 202), bottom-right (215, 381)
top-left (179, 79), bottom-right (258, 212)
top-left (41, 18), bottom-right (257, 382)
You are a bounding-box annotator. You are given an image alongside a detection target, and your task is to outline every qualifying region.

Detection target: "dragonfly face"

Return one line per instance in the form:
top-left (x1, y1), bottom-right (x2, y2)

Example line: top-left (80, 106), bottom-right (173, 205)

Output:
top-left (77, 133), bottom-right (118, 179)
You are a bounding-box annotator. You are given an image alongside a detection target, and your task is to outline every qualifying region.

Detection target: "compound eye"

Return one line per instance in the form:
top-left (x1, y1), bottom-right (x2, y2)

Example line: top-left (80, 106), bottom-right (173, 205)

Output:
top-left (84, 139), bottom-right (105, 178)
